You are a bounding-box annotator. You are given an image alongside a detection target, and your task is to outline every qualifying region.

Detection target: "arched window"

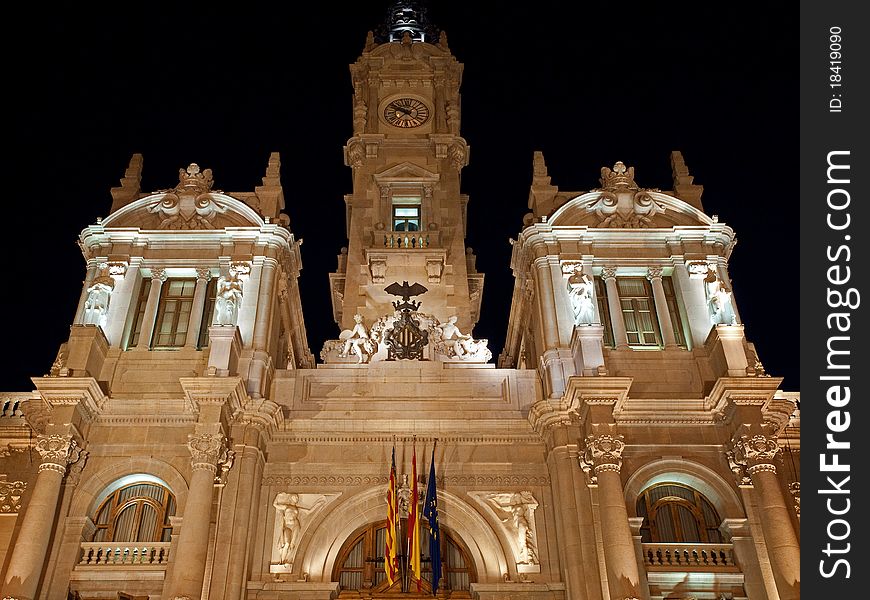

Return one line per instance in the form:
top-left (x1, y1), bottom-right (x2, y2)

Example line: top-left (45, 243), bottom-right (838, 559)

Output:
top-left (333, 520), bottom-right (475, 595)
top-left (636, 483), bottom-right (722, 543)
top-left (92, 481), bottom-right (176, 543)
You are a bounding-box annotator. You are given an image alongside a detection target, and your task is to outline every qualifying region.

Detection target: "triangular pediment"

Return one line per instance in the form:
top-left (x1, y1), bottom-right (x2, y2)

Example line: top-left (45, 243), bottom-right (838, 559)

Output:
top-left (373, 162), bottom-right (440, 184)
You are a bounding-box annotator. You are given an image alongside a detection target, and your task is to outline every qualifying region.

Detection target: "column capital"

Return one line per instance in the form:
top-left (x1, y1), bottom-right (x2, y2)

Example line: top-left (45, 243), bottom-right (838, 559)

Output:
top-left (601, 266), bottom-right (618, 280)
top-left (35, 434), bottom-right (83, 474)
top-left (195, 267), bottom-right (212, 281)
top-left (646, 266), bottom-right (664, 280)
top-left (187, 432), bottom-right (228, 473)
top-left (150, 267), bottom-right (168, 282)
top-left (580, 432), bottom-right (626, 479)
top-left (728, 433), bottom-right (781, 483)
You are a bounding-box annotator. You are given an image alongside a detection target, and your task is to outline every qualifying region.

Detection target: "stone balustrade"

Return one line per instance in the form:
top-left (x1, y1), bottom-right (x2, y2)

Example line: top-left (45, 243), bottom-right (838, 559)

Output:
top-left (78, 542), bottom-right (171, 566)
top-left (380, 230), bottom-right (438, 249)
top-left (642, 543), bottom-right (736, 570)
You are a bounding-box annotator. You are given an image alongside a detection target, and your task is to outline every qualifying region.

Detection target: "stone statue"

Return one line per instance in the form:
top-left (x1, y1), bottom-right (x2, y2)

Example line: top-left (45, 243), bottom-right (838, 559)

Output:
top-left (339, 314), bottom-right (375, 363)
top-left (83, 280), bottom-right (113, 329)
top-left (272, 493), bottom-right (328, 566)
top-left (705, 268), bottom-right (736, 325)
top-left (214, 269), bottom-right (244, 326)
top-left (437, 316), bottom-right (478, 358)
top-left (485, 492), bottom-right (539, 565)
top-left (567, 266), bottom-right (595, 325)
top-left (397, 473), bottom-right (411, 517)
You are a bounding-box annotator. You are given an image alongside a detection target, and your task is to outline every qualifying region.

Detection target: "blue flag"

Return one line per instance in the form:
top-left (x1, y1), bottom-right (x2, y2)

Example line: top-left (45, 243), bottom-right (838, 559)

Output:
top-left (422, 452), bottom-right (441, 595)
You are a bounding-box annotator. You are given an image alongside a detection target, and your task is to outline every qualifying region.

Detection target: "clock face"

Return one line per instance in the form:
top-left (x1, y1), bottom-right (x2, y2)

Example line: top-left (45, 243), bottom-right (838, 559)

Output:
top-left (383, 98), bottom-right (430, 128)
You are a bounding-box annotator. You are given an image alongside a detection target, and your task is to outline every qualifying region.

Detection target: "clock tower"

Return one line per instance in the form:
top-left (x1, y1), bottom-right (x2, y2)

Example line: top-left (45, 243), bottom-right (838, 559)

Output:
top-left (328, 2), bottom-right (482, 350)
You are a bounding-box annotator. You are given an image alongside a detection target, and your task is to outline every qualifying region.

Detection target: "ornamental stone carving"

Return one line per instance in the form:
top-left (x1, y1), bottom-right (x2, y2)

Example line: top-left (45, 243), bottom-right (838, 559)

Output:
top-left (0, 479), bottom-right (26, 513)
top-left (187, 432), bottom-right (228, 472)
top-left (213, 265), bottom-right (247, 326)
top-left (436, 316), bottom-right (490, 362)
top-left (601, 266), bottom-right (618, 280)
top-left (338, 314), bottom-right (376, 364)
top-left (195, 267), bottom-right (212, 282)
top-left (733, 433), bottom-right (781, 474)
top-left (146, 163), bottom-right (230, 229)
top-left (151, 268), bottom-right (168, 282)
top-left (705, 267), bottom-right (736, 325)
top-left (484, 492), bottom-right (540, 566)
top-left (585, 162), bottom-right (666, 228)
top-left (83, 270), bottom-right (114, 329)
top-left (567, 265), bottom-right (595, 325)
top-left (789, 481), bottom-right (800, 516)
top-left (647, 266), bottom-right (664, 280)
top-left (35, 434), bottom-right (80, 474)
top-left (580, 433), bottom-right (626, 476)
top-left (270, 492), bottom-right (340, 573)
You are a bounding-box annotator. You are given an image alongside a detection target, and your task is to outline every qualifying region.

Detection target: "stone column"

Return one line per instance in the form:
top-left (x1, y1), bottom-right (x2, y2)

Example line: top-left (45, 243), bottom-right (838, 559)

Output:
top-left (581, 432), bottom-right (641, 600)
top-left (2, 435), bottom-right (81, 600)
top-left (248, 258), bottom-right (278, 396)
top-left (672, 261), bottom-right (711, 348)
top-left (185, 268), bottom-right (212, 348)
top-left (138, 268), bottom-right (167, 349)
top-left (546, 440), bottom-right (588, 600)
top-left (601, 267), bottom-right (629, 348)
top-left (73, 263), bottom-right (99, 324)
top-left (735, 434), bottom-right (800, 600)
top-left (533, 256), bottom-right (560, 350)
top-left (223, 441), bottom-right (263, 600)
top-left (646, 267), bottom-right (678, 348)
top-left (165, 431), bottom-right (228, 600)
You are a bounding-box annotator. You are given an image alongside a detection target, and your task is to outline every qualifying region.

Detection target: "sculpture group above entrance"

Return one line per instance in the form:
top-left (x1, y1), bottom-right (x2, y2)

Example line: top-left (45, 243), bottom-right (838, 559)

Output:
top-left (321, 282), bottom-right (491, 365)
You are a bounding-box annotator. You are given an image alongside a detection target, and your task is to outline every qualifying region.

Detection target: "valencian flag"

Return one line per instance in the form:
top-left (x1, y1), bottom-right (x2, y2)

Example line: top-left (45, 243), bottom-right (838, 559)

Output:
top-left (422, 446), bottom-right (442, 595)
top-left (408, 440), bottom-right (422, 589)
top-left (385, 445), bottom-right (399, 586)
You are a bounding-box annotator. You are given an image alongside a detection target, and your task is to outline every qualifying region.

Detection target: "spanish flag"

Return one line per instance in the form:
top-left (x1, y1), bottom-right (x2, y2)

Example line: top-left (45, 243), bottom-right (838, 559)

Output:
top-left (385, 445), bottom-right (399, 586)
top-left (408, 440), bottom-right (422, 589)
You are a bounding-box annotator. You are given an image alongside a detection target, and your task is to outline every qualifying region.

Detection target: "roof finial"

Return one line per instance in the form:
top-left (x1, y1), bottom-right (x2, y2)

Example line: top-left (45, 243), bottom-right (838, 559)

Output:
top-left (377, 1), bottom-right (438, 44)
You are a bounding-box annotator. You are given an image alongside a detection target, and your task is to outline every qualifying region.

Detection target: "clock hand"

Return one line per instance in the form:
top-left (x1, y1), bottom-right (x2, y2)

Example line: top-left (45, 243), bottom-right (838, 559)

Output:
top-left (395, 106), bottom-right (412, 116)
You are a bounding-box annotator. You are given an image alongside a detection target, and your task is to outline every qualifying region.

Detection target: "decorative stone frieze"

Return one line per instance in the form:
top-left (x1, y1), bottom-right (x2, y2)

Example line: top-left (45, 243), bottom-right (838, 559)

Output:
top-left (187, 433), bottom-right (228, 473)
top-left (0, 479), bottom-right (26, 513)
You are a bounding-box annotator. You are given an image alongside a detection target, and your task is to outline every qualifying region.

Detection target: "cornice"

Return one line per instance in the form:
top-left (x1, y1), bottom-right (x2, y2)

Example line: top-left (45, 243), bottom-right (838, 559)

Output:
top-left (262, 473), bottom-right (550, 487)
top-left (30, 377), bottom-right (108, 424)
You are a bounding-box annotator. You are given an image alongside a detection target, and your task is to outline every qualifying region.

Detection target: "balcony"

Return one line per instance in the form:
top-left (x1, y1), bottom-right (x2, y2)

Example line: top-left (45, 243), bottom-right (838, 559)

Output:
top-left (373, 229), bottom-right (441, 249)
top-left (642, 543), bottom-right (738, 571)
top-left (78, 542), bottom-right (171, 566)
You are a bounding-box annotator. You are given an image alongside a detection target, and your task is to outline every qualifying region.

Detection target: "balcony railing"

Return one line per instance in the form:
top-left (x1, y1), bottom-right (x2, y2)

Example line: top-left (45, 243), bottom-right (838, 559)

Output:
top-left (378, 230), bottom-right (440, 249)
top-left (642, 543), bottom-right (736, 570)
top-left (78, 542), bottom-right (171, 566)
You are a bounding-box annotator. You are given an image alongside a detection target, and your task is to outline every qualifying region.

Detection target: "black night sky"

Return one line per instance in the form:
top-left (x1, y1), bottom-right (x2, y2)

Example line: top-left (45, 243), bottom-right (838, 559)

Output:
top-left (6, 2), bottom-right (797, 392)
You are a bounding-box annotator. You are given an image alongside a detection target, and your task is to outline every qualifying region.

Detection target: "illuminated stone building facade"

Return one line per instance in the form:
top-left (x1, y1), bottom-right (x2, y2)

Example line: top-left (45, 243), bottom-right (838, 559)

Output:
top-left (0, 5), bottom-right (799, 600)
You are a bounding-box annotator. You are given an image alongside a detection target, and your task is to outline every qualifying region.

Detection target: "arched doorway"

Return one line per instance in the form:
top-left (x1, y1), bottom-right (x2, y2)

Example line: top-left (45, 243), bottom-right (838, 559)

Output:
top-left (332, 520), bottom-right (476, 598)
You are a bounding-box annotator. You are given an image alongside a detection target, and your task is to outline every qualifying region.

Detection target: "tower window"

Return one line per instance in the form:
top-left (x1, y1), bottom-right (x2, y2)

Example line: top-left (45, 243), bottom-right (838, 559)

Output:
top-left (392, 196), bottom-right (421, 231)
top-left (617, 278), bottom-right (661, 347)
top-left (153, 279), bottom-right (196, 348)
